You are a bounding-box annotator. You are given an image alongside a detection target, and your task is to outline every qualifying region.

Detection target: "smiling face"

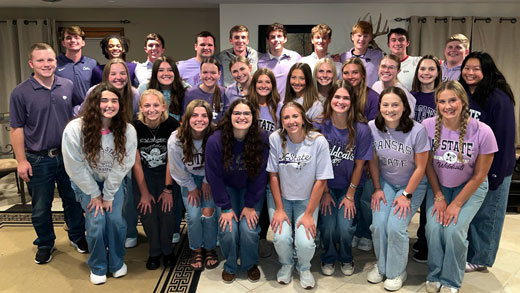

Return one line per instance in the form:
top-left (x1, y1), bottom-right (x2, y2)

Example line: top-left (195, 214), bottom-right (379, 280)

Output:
top-left (231, 103), bottom-right (253, 132)
top-left (331, 87), bottom-right (351, 114)
top-left (342, 63), bottom-right (363, 88)
top-left (230, 31), bottom-right (249, 55)
top-left (380, 92), bottom-right (404, 128)
top-left (107, 38), bottom-right (123, 59)
top-left (267, 30), bottom-right (287, 53)
top-left (200, 63), bottom-right (220, 89)
top-left (195, 36), bottom-right (215, 60)
top-left (157, 61), bottom-right (174, 86)
top-left (316, 62), bottom-right (334, 87)
top-left (311, 33), bottom-right (331, 53)
top-left (255, 74), bottom-right (273, 97)
top-left (437, 89), bottom-right (463, 122)
top-left (144, 39), bottom-right (164, 62)
top-left (281, 105), bottom-right (304, 139)
top-left (189, 106), bottom-right (210, 135)
top-left (417, 59), bottom-right (439, 87)
top-left (444, 40), bottom-right (467, 66)
top-left (378, 58), bottom-right (399, 84)
top-left (230, 61), bottom-right (251, 85)
top-left (100, 90), bottom-right (120, 120)
top-left (139, 94), bottom-right (166, 125)
top-left (62, 32), bottom-right (85, 52)
top-left (461, 58), bottom-right (483, 92)
top-left (290, 69), bottom-right (306, 97)
top-left (387, 33), bottom-right (409, 57)
top-left (351, 32), bottom-right (371, 53)
top-left (29, 48), bottom-right (57, 80)
top-left (108, 63), bottom-right (128, 89)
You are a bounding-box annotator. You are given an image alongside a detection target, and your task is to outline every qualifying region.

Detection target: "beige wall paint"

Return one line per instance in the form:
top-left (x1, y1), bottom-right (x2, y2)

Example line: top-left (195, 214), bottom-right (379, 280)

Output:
top-left (0, 8), bottom-right (220, 62)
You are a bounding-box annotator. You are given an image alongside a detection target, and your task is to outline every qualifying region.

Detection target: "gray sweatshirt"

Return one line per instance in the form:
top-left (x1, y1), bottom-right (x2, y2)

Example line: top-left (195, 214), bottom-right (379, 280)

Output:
top-left (168, 129), bottom-right (206, 191)
top-left (62, 118), bottom-right (137, 201)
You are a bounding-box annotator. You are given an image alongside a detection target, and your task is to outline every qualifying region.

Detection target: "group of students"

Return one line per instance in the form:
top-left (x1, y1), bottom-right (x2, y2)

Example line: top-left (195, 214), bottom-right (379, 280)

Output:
top-left (9, 20), bottom-right (515, 293)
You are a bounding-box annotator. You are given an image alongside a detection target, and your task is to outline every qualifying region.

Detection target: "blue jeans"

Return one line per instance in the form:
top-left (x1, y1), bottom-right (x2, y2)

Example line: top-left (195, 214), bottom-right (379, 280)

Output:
top-left (354, 179), bottom-right (373, 239)
top-left (26, 152), bottom-right (85, 248)
top-left (425, 179), bottom-right (488, 289)
top-left (371, 176), bottom-right (426, 279)
top-left (73, 181), bottom-right (127, 276)
top-left (267, 190), bottom-right (319, 272)
top-left (319, 188), bottom-right (362, 264)
top-left (123, 173), bottom-right (138, 239)
top-left (467, 175), bottom-right (512, 267)
top-left (181, 175), bottom-right (217, 250)
top-left (218, 187), bottom-right (263, 274)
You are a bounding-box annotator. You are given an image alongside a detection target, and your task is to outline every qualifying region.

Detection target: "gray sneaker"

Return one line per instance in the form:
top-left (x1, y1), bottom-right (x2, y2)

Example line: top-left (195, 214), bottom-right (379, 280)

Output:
top-left (299, 269), bottom-right (315, 289)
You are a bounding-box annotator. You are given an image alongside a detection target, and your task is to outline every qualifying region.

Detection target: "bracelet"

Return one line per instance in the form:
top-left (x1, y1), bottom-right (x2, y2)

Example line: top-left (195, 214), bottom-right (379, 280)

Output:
top-left (434, 196), bottom-right (445, 202)
top-left (162, 189), bottom-right (173, 194)
top-left (346, 195), bottom-right (354, 202)
top-left (349, 183), bottom-right (357, 190)
top-left (222, 209), bottom-right (232, 213)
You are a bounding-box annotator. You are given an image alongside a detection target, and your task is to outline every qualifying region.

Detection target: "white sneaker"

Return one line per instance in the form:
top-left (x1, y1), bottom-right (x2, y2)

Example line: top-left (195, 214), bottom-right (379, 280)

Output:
top-left (383, 271), bottom-right (407, 291)
top-left (321, 262), bottom-right (335, 276)
top-left (125, 237), bottom-right (137, 248)
top-left (172, 233), bottom-right (181, 244)
top-left (367, 264), bottom-right (384, 284)
top-left (341, 261), bottom-right (355, 276)
top-left (440, 285), bottom-right (459, 293)
top-left (352, 236), bottom-right (360, 247)
top-left (113, 263), bottom-right (127, 278)
top-left (425, 281), bottom-right (441, 293)
top-left (90, 272), bottom-right (106, 285)
top-left (357, 237), bottom-right (372, 251)
top-left (277, 264), bottom-right (293, 284)
top-left (299, 269), bottom-right (315, 289)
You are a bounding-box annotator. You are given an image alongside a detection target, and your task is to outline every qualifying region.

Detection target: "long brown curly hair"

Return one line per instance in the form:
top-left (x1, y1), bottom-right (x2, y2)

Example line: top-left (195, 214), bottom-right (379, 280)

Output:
top-left (102, 58), bottom-right (134, 123)
top-left (79, 82), bottom-right (128, 168)
top-left (176, 99), bottom-right (214, 165)
top-left (217, 98), bottom-right (265, 178)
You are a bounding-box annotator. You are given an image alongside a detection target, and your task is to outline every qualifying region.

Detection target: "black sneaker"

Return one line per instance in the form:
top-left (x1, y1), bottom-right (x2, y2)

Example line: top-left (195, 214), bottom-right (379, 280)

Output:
top-left (35, 246), bottom-right (54, 264)
top-left (146, 255), bottom-right (161, 270)
top-left (71, 238), bottom-right (88, 254)
top-left (413, 248), bottom-right (428, 263)
top-left (412, 241), bottom-right (421, 253)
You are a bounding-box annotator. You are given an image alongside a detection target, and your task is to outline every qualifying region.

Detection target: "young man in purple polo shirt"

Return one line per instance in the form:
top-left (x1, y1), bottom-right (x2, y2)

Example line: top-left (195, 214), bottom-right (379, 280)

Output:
top-left (135, 33), bottom-right (166, 85)
top-left (10, 43), bottom-right (87, 264)
top-left (441, 34), bottom-right (469, 81)
top-left (387, 28), bottom-right (421, 91)
top-left (257, 23), bottom-right (301, 99)
top-left (56, 25), bottom-right (98, 102)
top-left (300, 24), bottom-right (341, 75)
top-left (340, 21), bottom-right (383, 87)
top-left (178, 31), bottom-right (221, 87)
top-left (217, 25), bottom-right (259, 87)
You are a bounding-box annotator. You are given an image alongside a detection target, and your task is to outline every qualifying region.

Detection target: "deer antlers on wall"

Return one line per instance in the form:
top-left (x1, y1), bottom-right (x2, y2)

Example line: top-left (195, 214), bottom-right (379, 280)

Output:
top-left (359, 13), bottom-right (389, 51)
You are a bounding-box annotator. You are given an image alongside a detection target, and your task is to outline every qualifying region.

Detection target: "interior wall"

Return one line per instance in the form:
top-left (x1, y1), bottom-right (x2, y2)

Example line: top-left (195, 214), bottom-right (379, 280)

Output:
top-left (0, 8), bottom-right (220, 63)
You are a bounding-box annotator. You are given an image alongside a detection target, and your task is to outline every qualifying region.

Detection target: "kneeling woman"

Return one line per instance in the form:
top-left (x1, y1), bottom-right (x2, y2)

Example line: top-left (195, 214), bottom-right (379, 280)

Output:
top-left (267, 101), bottom-right (333, 289)
top-left (422, 81), bottom-right (496, 293)
top-left (205, 99), bottom-right (269, 283)
top-left (62, 83), bottom-right (137, 284)
top-left (367, 86), bottom-right (430, 291)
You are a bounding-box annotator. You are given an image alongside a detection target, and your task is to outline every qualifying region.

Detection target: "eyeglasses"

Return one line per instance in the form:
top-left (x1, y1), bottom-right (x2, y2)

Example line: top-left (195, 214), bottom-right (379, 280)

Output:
top-left (380, 64), bottom-right (397, 71)
top-left (232, 111), bottom-right (252, 117)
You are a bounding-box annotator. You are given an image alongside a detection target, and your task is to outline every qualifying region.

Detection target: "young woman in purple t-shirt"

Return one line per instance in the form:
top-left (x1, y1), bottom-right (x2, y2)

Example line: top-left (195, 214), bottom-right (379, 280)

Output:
top-left (422, 80), bottom-right (497, 292)
top-left (367, 87), bottom-right (429, 291)
top-left (314, 80), bottom-right (373, 277)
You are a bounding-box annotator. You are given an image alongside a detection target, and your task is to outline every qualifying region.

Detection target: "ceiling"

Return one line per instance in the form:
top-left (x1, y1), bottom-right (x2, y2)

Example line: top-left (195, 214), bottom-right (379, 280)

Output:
top-left (0, 0), bottom-right (514, 9)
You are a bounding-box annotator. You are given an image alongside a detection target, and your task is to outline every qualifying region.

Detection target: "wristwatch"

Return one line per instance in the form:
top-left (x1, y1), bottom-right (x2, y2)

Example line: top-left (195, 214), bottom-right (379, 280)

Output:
top-left (402, 191), bottom-right (412, 199)
top-left (165, 184), bottom-right (173, 191)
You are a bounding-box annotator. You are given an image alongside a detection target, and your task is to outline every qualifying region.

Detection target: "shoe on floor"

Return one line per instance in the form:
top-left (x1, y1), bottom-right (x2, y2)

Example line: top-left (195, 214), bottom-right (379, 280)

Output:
top-left (90, 271), bottom-right (106, 285)
top-left (70, 238), bottom-right (88, 254)
top-left (341, 261), bottom-right (355, 276)
top-left (383, 271), bottom-right (407, 291)
top-left (425, 281), bottom-right (441, 293)
top-left (277, 264), bottom-right (293, 284)
top-left (412, 240), bottom-right (424, 252)
top-left (146, 255), bottom-right (161, 270)
top-left (367, 264), bottom-right (384, 284)
top-left (357, 237), bottom-right (372, 251)
top-left (247, 265), bottom-right (261, 282)
top-left (413, 248), bottom-right (428, 263)
top-left (299, 269), bottom-right (315, 289)
top-left (125, 237), bottom-right (137, 248)
top-left (35, 246), bottom-right (54, 264)
top-left (221, 269), bottom-right (235, 283)
top-left (259, 239), bottom-right (272, 258)
top-left (440, 285), bottom-right (459, 292)
top-left (113, 263), bottom-right (127, 278)
top-left (163, 252), bottom-right (175, 267)
top-left (465, 262), bottom-right (487, 272)
top-left (352, 236), bottom-right (360, 248)
top-left (321, 262), bottom-right (335, 276)
top-left (172, 233), bottom-right (181, 244)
